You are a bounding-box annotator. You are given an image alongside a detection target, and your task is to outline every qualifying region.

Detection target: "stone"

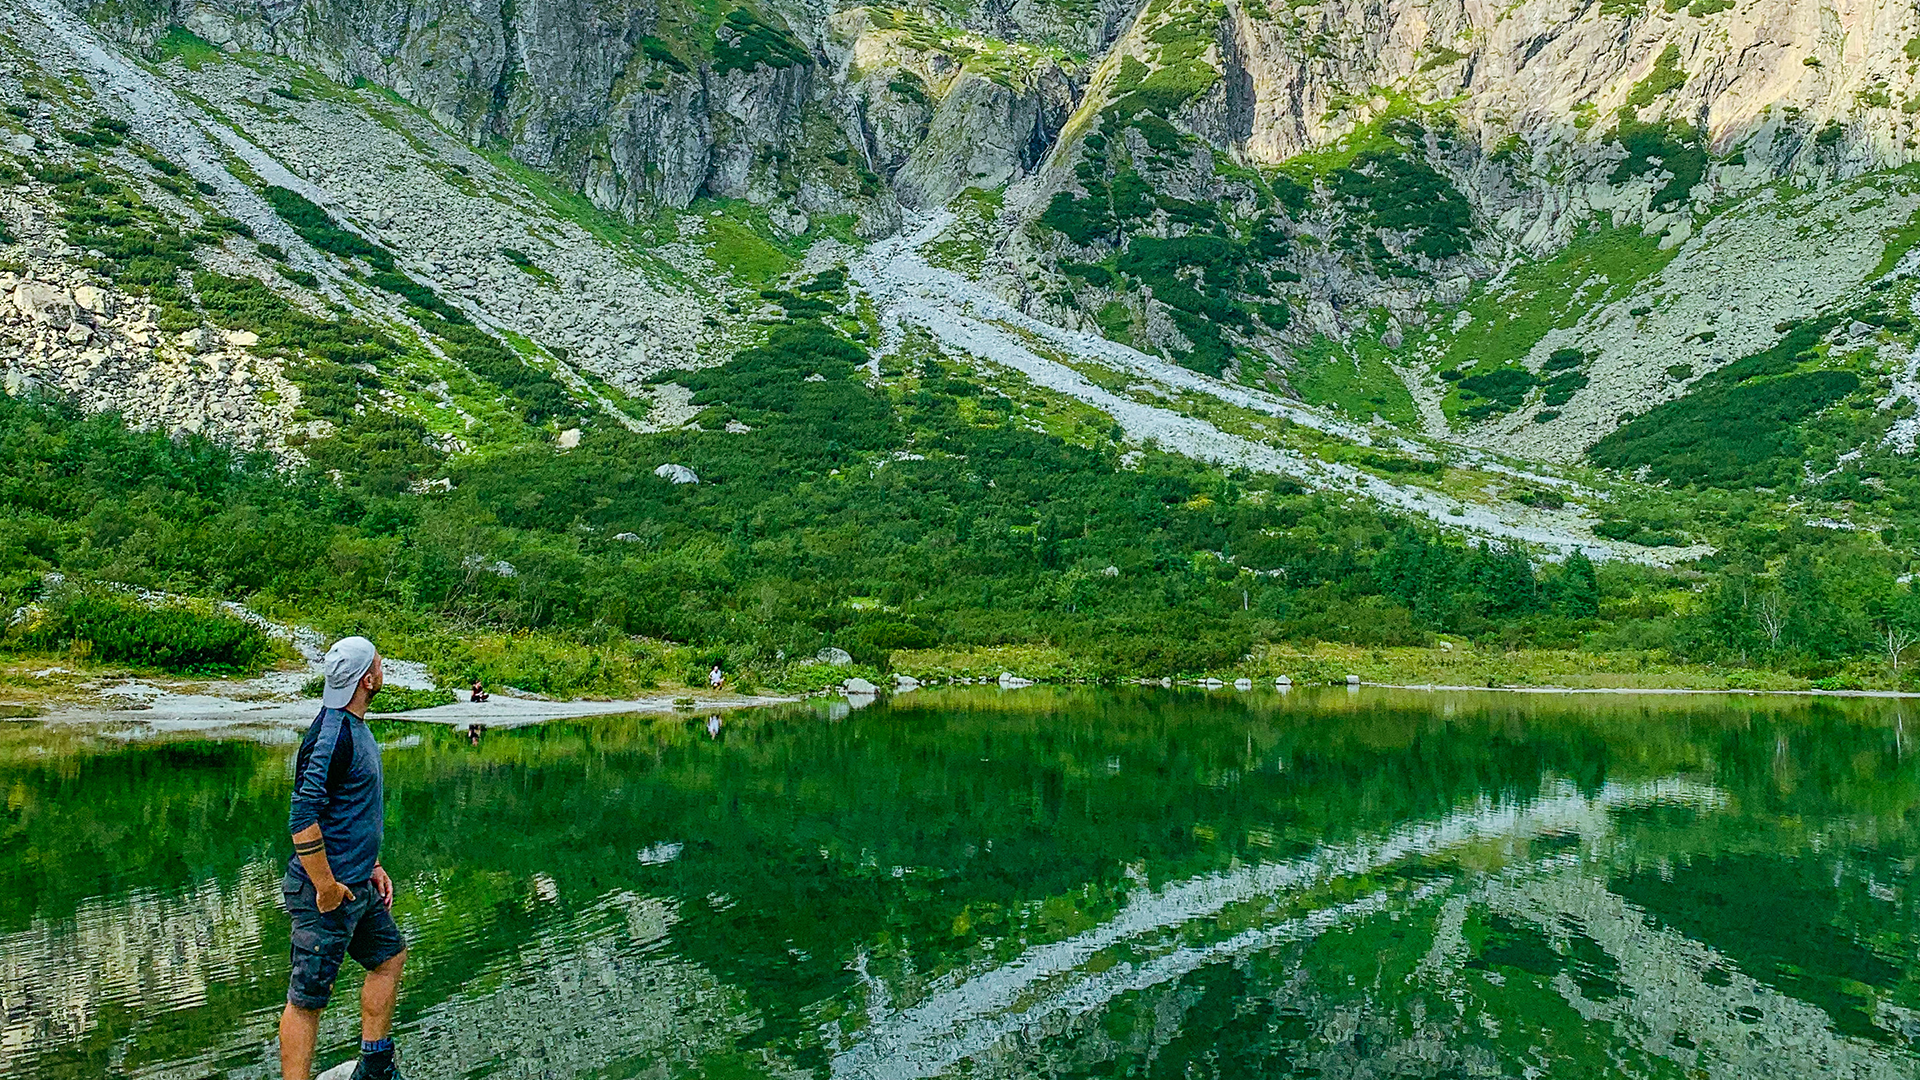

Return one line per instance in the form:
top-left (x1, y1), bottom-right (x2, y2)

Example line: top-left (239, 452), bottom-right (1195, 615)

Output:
top-left (176, 327), bottom-right (215, 353)
top-left (614, 532), bottom-right (642, 542)
top-left (843, 676), bottom-right (879, 694)
top-left (893, 673), bottom-right (921, 691)
top-left (998, 671), bottom-right (1033, 688)
top-left (1346, 674), bottom-right (1361, 685)
top-left (72, 285), bottom-right (113, 316)
top-left (1101, 565), bottom-right (1120, 577)
top-left (1233, 678), bottom-right (1253, 690)
top-left (654, 462), bottom-right (699, 484)
top-left (1274, 675), bottom-right (1293, 687)
top-left (816, 647), bottom-right (853, 666)
top-left (224, 329), bottom-right (258, 347)
top-left (12, 283), bottom-right (75, 328)
top-left (556, 427), bottom-right (581, 449)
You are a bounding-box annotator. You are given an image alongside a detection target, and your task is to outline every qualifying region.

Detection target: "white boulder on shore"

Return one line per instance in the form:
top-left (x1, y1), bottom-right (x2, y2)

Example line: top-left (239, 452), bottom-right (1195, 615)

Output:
top-left (843, 676), bottom-right (879, 695)
top-left (998, 671), bottom-right (1033, 689)
top-left (817, 647), bottom-right (853, 666)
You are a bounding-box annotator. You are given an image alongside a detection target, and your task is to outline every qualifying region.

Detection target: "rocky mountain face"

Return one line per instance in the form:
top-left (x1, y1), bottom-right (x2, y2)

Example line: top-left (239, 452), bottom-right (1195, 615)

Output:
top-left (6, 0), bottom-right (1920, 551)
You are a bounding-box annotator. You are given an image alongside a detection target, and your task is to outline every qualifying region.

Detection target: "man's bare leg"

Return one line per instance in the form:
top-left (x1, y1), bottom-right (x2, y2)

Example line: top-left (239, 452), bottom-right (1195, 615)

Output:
top-left (280, 1003), bottom-right (322, 1080)
top-left (360, 950), bottom-right (407, 1042)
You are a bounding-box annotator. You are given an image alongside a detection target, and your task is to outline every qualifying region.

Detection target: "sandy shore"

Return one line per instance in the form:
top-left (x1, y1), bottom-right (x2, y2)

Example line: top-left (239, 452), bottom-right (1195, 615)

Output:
top-left (12, 670), bottom-right (1915, 738)
top-left (7, 661), bottom-right (796, 735)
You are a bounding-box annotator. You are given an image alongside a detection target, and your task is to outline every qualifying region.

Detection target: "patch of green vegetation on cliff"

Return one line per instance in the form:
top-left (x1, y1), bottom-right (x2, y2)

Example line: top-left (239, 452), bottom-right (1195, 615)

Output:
top-left (704, 218), bottom-right (792, 282)
top-left (1272, 99), bottom-right (1440, 180)
top-left (1039, 110), bottom-right (1308, 377)
top-left (1869, 198), bottom-right (1920, 278)
top-left (263, 185), bottom-right (394, 270)
top-left (926, 186), bottom-right (1005, 270)
top-left (1587, 311), bottom-right (1883, 488)
top-left (692, 197), bottom-right (811, 284)
top-left (1609, 120), bottom-right (1707, 210)
top-left (1115, 235), bottom-right (1251, 376)
top-left (713, 8), bottom-right (811, 74)
top-left (149, 26), bottom-right (221, 69)
top-left (1100, 0), bottom-right (1221, 121)
top-left (1431, 223), bottom-right (1676, 423)
top-left (1332, 143), bottom-right (1475, 260)
top-left (1287, 332), bottom-right (1419, 427)
top-left (1623, 44), bottom-right (1687, 111)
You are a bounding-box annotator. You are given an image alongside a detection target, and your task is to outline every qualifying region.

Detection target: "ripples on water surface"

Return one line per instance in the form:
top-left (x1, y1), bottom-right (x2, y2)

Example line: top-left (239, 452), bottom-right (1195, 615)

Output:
top-left (7, 688), bottom-right (1920, 1079)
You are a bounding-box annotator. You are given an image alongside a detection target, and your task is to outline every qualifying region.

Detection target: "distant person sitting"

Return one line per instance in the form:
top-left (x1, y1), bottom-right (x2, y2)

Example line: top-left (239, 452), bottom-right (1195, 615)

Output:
top-left (708, 664), bottom-right (724, 690)
top-left (469, 681), bottom-right (489, 703)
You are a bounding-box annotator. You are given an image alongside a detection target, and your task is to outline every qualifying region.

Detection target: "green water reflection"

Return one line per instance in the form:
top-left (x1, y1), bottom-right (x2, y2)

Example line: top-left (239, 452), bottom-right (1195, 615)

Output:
top-left (5, 688), bottom-right (1920, 1079)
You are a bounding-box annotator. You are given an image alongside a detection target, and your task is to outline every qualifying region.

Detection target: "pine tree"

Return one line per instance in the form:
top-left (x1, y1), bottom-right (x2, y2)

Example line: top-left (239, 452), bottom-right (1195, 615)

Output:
top-left (1557, 549), bottom-right (1599, 618)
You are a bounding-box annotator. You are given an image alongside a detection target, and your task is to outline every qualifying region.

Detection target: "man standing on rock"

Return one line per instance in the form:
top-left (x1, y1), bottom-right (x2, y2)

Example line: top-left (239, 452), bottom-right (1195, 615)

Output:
top-left (279, 636), bottom-right (407, 1080)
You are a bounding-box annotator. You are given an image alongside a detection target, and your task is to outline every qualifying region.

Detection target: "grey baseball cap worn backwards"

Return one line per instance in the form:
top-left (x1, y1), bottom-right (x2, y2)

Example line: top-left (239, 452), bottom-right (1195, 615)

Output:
top-left (321, 636), bottom-right (378, 709)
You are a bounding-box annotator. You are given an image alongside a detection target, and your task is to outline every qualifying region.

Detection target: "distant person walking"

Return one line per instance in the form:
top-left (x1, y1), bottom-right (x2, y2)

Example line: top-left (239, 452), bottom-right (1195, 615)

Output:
top-left (280, 637), bottom-right (407, 1080)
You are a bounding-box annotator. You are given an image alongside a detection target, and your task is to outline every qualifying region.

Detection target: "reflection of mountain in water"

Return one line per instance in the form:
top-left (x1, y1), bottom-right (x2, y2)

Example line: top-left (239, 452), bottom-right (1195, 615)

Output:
top-left (2, 870), bottom-right (760, 1080)
top-left (1, 863), bottom-right (283, 1074)
top-left (833, 775), bottom-right (1916, 1080)
top-left (6, 692), bottom-right (1920, 1079)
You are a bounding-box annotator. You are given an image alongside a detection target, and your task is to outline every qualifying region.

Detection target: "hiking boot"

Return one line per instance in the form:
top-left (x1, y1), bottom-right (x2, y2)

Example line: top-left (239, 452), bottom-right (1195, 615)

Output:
top-left (348, 1058), bottom-right (402, 1080)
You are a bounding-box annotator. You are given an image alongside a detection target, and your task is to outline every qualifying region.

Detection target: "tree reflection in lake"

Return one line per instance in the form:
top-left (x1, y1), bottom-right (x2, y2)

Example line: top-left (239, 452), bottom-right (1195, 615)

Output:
top-left (4, 689), bottom-right (1920, 1079)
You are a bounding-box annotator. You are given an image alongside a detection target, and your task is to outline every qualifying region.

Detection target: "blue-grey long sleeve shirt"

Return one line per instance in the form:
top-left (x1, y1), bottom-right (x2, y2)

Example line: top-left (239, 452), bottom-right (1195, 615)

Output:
top-left (286, 707), bottom-right (384, 886)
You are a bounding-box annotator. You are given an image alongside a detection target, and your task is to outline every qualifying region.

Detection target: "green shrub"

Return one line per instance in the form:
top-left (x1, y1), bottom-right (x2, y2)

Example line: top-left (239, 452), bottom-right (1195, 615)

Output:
top-left (1609, 121), bottom-right (1706, 209)
top-left (1332, 150), bottom-right (1475, 259)
top-left (369, 270), bottom-right (464, 322)
top-left (12, 590), bottom-right (271, 673)
top-left (263, 186), bottom-right (393, 270)
top-left (1458, 366), bottom-right (1536, 411)
top-left (372, 686), bottom-right (457, 711)
top-left (713, 9), bottom-right (811, 75)
top-left (1040, 192), bottom-right (1114, 246)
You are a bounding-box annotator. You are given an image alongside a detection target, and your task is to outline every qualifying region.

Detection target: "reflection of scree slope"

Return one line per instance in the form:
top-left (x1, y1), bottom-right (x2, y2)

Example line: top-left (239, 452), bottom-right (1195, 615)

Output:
top-left (834, 778), bottom-right (1762, 1079)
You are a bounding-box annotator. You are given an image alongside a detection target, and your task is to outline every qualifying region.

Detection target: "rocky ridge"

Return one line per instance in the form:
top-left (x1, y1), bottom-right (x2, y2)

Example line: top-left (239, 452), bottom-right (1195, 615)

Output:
top-left (4, 0), bottom-right (1919, 553)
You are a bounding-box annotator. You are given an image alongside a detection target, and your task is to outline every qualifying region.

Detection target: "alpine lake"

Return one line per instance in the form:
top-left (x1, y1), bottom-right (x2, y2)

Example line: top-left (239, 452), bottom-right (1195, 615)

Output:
top-left (7, 686), bottom-right (1920, 1080)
